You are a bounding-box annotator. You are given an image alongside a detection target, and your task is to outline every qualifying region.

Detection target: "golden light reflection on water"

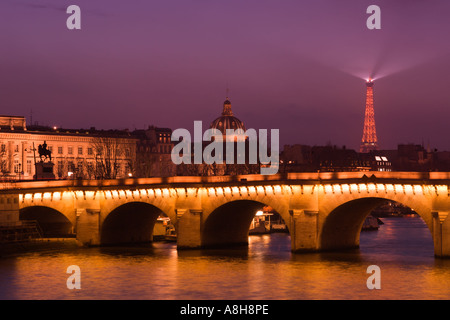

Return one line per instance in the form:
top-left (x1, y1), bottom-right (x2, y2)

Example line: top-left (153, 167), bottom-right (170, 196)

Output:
top-left (1, 217), bottom-right (450, 300)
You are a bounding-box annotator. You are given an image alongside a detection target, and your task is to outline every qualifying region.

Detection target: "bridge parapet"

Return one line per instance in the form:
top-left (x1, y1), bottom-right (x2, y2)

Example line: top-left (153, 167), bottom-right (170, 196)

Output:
top-left (3, 171), bottom-right (450, 193)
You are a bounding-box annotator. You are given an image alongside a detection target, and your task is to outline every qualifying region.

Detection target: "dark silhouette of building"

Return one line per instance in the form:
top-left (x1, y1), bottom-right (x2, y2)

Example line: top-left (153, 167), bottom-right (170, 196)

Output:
top-left (280, 144), bottom-right (392, 172)
top-left (132, 126), bottom-right (176, 177)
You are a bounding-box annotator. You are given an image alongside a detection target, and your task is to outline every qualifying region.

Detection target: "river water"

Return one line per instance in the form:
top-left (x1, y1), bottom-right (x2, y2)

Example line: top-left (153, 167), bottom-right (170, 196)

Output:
top-left (0, 216), bottom-right (449, 300)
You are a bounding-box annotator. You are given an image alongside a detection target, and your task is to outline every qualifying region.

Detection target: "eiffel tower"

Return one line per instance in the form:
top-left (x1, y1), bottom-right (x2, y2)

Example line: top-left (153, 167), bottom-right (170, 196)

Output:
top-left (360, 78), bottom-right (379, 153)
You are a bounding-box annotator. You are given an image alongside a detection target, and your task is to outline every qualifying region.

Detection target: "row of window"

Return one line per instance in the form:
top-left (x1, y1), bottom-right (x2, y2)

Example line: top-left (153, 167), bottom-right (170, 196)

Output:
top-left (158, 134), bottom-right (171, 143)
top-left (1, 144), bottom-right (132, 157)
top-left (56, 160), bottom-right (130, 170)
top-left (8, 158), bottom-right (132, 176)
top-left (1, 144), bottom-right (19, 153)
top-left (12, 160), bottom-right (32, 174)
top-left (52, 146), bottom-right (93, 156)
top-left (0, 143), bottom-right (93, 155)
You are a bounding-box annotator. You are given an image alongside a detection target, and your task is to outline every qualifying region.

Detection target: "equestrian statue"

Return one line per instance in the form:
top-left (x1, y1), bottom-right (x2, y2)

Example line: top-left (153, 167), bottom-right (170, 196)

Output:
top-left (38, 141), bottom-right (52, 162)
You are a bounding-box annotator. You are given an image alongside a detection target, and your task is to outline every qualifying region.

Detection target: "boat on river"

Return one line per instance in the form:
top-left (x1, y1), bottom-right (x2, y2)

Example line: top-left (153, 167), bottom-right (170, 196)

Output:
top-left (362, 214), bottom-right (382, 231)
top-left (153, 216), bottom-right (177, 241)
top-left (249, 208), bottom-right (289, 234)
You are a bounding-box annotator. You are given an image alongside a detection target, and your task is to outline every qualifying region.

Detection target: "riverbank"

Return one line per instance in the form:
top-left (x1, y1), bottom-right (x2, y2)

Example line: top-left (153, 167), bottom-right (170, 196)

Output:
top-left (0, 238), bottom-right (79, 258)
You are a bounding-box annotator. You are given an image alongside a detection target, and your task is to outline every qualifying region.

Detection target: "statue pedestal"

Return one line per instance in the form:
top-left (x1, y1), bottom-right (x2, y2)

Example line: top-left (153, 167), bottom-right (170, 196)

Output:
top-left (34, 161), bottom-right (55, 180)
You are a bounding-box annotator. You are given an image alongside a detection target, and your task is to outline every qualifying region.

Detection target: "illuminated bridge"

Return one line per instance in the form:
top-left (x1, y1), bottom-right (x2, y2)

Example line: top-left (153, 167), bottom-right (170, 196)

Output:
top-left (1, 172), bottom-right (450, 258)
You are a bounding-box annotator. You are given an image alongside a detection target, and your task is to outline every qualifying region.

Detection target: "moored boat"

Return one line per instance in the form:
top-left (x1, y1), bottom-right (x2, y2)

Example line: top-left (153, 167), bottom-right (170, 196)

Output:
top-left (362, 214), bottom-right (380, 231)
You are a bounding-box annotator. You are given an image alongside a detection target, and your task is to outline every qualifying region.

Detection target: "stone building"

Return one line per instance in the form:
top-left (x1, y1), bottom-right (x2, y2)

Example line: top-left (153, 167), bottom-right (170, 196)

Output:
top-left (0, 116), bottom-right (137, 180)
top-left (132, 126), bottom-right (176, 177)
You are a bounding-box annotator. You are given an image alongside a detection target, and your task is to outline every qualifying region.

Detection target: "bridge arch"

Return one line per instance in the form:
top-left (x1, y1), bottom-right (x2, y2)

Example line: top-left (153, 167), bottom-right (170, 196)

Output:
top-left (19, 206), bottom-right (74, 237)
top-left (319, 196), bottom-right (433, 252)
top-left (100, 201), bottom-right (169, 245)
top-left (201, 199), bottom-right (289, 248)
top-left (19, 197), bottom-right (76, 226)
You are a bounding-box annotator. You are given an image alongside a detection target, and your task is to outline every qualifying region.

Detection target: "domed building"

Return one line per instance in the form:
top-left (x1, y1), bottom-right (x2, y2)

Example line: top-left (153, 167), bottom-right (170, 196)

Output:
top-left (210, 98), bottom-right (246, 141)
top-left (176, 96), bottom-right (260, 176)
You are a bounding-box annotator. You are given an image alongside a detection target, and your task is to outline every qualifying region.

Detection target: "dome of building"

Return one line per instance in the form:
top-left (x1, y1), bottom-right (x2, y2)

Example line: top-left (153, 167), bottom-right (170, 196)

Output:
top-left (210, 98), bottom-right (246, 137)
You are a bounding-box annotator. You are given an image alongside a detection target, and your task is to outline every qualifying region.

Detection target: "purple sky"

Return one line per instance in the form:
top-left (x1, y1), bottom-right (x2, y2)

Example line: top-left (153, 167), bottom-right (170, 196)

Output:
top-left (1, 0), bottom-right (450, 150)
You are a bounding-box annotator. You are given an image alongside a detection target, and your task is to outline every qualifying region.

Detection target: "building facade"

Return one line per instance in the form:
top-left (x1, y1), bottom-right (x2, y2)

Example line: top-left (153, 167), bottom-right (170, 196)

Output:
top-left (133, 126), bottom-right (176, 177)
top-left (0, 116), bottom-right (137, 180)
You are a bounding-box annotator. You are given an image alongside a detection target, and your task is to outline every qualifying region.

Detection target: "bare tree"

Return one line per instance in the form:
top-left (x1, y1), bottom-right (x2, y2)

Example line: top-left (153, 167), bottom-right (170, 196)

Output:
top-left (84, 160), bottom-right (96, 179)
top-left (91, 136), bottom-right (131, 179)
top-left (134, 151), bottom-right (158, 177)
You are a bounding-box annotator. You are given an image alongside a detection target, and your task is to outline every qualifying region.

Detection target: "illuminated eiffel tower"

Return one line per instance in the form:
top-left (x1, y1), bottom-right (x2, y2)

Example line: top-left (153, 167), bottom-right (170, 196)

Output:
top-left (360, 78), bottom-right (379, 153)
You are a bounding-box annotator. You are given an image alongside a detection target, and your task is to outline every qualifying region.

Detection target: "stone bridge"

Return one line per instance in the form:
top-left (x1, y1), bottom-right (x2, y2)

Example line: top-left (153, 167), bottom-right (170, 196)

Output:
top-left (1, 171), bottom-right (450, 258)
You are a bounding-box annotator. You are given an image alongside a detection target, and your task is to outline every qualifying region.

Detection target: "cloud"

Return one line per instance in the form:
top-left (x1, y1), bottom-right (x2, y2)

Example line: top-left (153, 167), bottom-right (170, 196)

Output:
top-left (13, 0), bottom-right (66, 12)
top-left (11, 0), bottom-right (107, 17)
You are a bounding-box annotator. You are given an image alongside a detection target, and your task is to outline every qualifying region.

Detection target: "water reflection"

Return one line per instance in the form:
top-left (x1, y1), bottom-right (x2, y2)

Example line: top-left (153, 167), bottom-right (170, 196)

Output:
top-left (0, 216), bottom-right (449, 300)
